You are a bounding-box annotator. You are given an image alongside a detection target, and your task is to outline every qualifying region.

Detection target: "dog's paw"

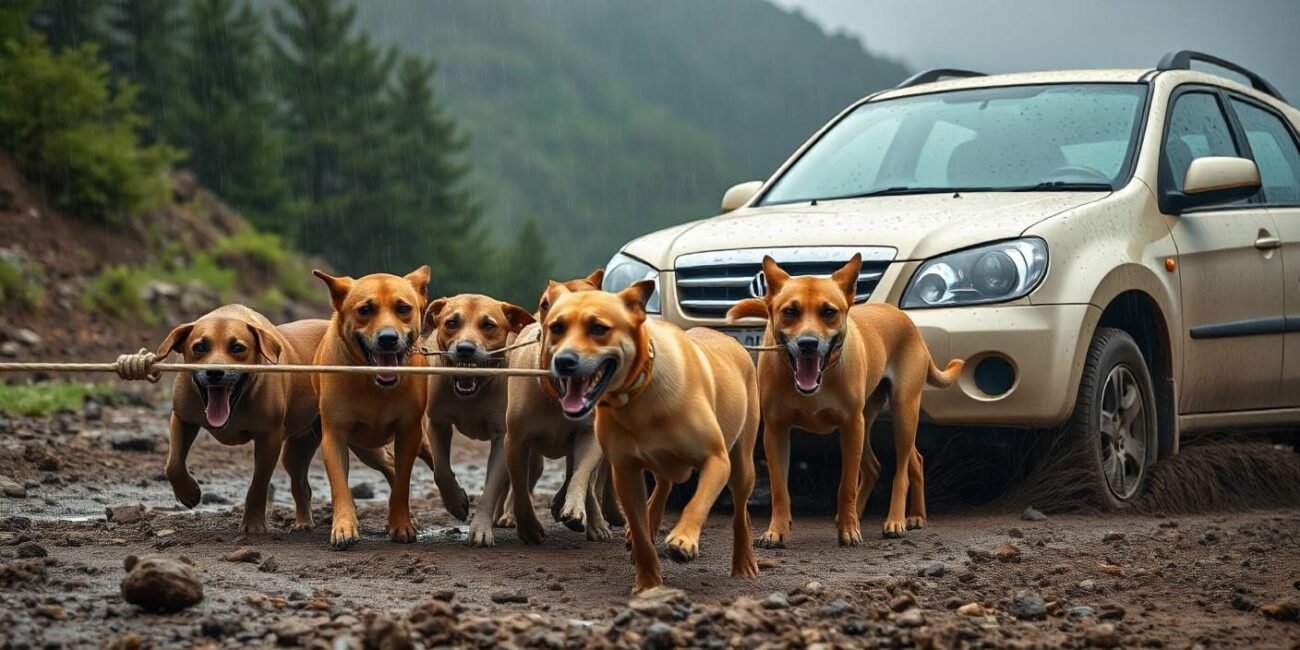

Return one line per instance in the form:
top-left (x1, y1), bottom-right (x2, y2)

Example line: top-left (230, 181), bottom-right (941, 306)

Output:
top-left (290, 518), bottom-right (314, 532)
top-left (632, 573), bottom-right (663, 595)
top-left (731, 553), bottom-right (760, 578)
top-left (549, 492), bottom-right (566, 522)
top-left (443, 486), bottom-right (470, 522)
top-left (330, 520), bottom-right (361, 550)
top-left (664, 534), bottom-right (699, 563)
top-left (240, 516), bottom-right (268, 536)
top-left (882, 518), bottom-right (907, 539)
top-left (516, 516), bottom-right (545, 546)
top-left (558, 503), bottom-right (587, 533)
top-left (906, 516), bottom-right (927, 530)
top-left (170, 475), bottom-right (202, 509)
top-left (586, 518), bottom-right (612, 542)
top-left (388, 518), bottom-right (419, 544)
top-left (757, 529), bottom-right (789, 549)
top-left (467, 521), bottom-right (496, 547)
top-left (496, 511), bottom-right (517, 529)
top-left (837, 517), bottom-right (862, 546)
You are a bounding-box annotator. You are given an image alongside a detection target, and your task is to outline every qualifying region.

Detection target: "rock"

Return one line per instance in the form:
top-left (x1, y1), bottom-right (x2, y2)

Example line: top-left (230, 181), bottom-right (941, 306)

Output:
top-left (259, 557), bottom-right (279, 573)
top-left (407, 599), bottom-right (457, 638)
top-left (106, 504), bottom-right (147, 524)
top-left (1009, 593), bottom-right (1047, 620)
top-left (363, 612), bottom-right (413, 650)
top-left (1260, 598), bottom-right (1299, 622)
top-left (0, 341), bottom-right (20, 358)
top-left (1008, 528), bottom-right (1024, 538)
top-left (200, 492), bottom-right (230, 505)
top-left (819, 597), bottom-right (850, 617)
top-left (762, 592), bottom-right (790, 610)
top-left (1085, 623), bottom-right (1121, 648)
top-left (645, 621), bottom-right (676, 649)
top-left (918, 562), bottom-right (946, 578)
top-left (16, 541), bottom-right (46, 558)
top-left (349, 482), bottom-right (375, 500)
top-left (1097, 563), bottom-right (1124, 577)
top-left (629, 586), bottom-right (687, 618)
top-left (141, 281), bottom-right (182, 303)
top-left (1079, 579), bottom-right (1097, 592)
top-left (800, 580), bottom-right (823, 594)
top-left (889, 593), bottom-right (917, 612)
top-left (1102, 531), bottom-right (1125, 542)
top-left (200, 617), bottom-right (243, 639)
top-left (489, 590), bottom-right (528, 604)
top-left (225, 547), bottom-right (262, 563)
top-left (966, 548), bottom-right (993, 563)
top-left (11, 328), bottom-right (41, 347)
top-left (274, 618), bottom-right (313, 646)
top-left (34, 604), bottom-right (66, 620)
top-left (111, 434), bottom-right (156, 453)
top-left (1198, 531), bottom-right (1219, 545)
top-left (1, 515), bottom-right (32, 531)
top-left (1097, 603), bottom-right (1126, 621)
top-left (1, 475), bottom-right (26, 498)
top-left (1021, 507), bottom-right (1048, 521)
top-left (994, 542), bottom-right (1021, 563)
top-left (1069, 606), bottom-right (1095, 618)
top-left (83, 399), bottom-right (102, 421)
top-left (120, 556), bottom-right (203, 613)
top-left (957, 603), bottom-right (987, 617)
top-left (897, 608), bottom-right (925, 628)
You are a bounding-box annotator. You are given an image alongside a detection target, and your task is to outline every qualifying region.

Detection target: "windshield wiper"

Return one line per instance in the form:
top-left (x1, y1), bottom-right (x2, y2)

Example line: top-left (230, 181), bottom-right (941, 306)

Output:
top-left (1008, 181), bottom-right (1113, 192)
top-left (835, 186), bottom-right (999, 200)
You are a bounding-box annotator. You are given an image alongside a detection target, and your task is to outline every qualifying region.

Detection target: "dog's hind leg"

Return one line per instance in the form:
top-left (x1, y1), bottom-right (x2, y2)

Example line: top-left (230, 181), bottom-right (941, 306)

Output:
top-left (428, 421), bottom-right (470, 521)
top-left (857, 390), bottom-right (888, 518)
top-left (508, 433), bottom-right (546, 545)
top-left (468, 436), bottom-right (510, 547)
top-left (729, 394), bottom-right (760, 577)
top-left (559, 430), bottom-right (603, 533)
top-left (884, 392), bottom-right (921, 538)
top-left (282, 431), bottom-right (321, 531)
top-left (905, 449), bottom-right (927, 529)
top-left (350, 443), bottom-right (396, 487)
top-left (836, 413), bottom-right (866, 546)
top-left (551, 452), bottom-right (575, 522)
top-left (241, 434), bottom-right (283, 535)
top-left (165, 415), bottom-right (202, 508)
top-left (612, 463), bottom-right (661, 593)
top-left (664, 442), bottom-right (730, 564)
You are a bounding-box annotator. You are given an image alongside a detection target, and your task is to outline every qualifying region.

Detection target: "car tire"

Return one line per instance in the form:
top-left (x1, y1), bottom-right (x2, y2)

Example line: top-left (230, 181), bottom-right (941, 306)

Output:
top-left (1066, 327), bottom-right (1158, 510)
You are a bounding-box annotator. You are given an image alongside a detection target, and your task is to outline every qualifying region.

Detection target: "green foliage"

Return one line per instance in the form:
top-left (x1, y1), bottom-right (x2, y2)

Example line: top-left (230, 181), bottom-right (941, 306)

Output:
top-left (0, 259), bottom-right (42, 309)
top-left (492, 219), bottom-right (553, 307)
top-left (0, 34), bottom-right (176, 223)
top-left (104, 0), bottom-right (186, 144)
top-left (212, 229), bottom-right (313, 301)
top-left (0, 382), bottom-right (123, 417)
top-left (26, 0), bottom-right (102, 52)
top-left (82, 264), bottom-right (147, 321)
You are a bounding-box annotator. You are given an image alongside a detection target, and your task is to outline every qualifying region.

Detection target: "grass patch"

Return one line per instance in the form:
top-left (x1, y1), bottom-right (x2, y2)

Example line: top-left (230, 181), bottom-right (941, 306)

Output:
top-left (0, 258), bottom-right (42, 309)
top-left (82, 264), bottom-right (149, 322)
top-left (213, 229), bottom-right (314, 301)
top-left (0, 382), bottom-right (123, 417)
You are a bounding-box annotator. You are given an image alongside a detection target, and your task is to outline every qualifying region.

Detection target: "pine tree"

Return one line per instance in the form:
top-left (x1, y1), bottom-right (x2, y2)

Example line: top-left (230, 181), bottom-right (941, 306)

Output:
top-left (179, 0), bottom-right (289, 228)
top-left (27, 0), bottom-right (103, 52)
top-left (495, 219), bottom-right (553, 306)
top-left (104, 0), bottom-right (186, 144)
top-left (270, 0), bottom-right (396, 272)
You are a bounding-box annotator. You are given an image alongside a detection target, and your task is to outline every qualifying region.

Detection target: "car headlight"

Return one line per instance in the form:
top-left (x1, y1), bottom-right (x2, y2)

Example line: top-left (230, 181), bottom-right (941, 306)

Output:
top-left (602, 252), bottom-right (661, 313)
top-left (902, 238), bottom-right (1048, 308)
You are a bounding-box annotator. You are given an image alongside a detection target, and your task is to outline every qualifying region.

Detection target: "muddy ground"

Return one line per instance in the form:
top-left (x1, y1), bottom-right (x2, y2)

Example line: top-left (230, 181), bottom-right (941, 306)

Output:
top-left (1, 401), bottom-right (1298, 649)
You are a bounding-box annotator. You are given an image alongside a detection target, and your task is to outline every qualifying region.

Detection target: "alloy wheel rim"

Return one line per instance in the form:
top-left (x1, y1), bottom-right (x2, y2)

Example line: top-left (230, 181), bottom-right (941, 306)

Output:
top-left (1098, 364), bottom-right (1148, 501)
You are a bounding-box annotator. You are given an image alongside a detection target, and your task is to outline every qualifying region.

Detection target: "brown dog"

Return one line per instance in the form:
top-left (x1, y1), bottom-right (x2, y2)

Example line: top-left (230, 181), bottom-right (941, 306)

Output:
top-left (159, 305), bottom-right (327, 534)
top-left (727, 255), bottom-right (962, 544)
top-left (506, 269), bottom-right (618, 545)
top-left (543, 281), bottom-right (760, 593)
top-left (313, 266), bottom-right (436, 550)
top-left (421, 293), bottom-right (534, 546)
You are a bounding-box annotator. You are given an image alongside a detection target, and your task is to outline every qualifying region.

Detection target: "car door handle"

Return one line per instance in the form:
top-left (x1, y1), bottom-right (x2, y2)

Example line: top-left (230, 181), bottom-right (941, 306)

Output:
top-left (1255, 235), bottom-right (1281, 250)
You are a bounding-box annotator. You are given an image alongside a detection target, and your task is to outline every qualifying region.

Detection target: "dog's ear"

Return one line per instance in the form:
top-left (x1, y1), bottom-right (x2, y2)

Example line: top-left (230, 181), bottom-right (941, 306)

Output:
top-left (405, 265), bottom-right (431, 300)
top-left (583, 267), bottom-right (605, 289)
top-left (830, 253), bottom-right (862, 300)
top-left (726, 298), bottom-right (769, 322)
top-left (619, 279), bottom-right (656, 325)
top-left (156, 322), bottom-right (194, 358)
top-left (538, 281), bottom-right (566, 319)
top-left (500, 302), bottom-right (536, 334)
top-left (423, 298), bottom-right (448, 331)
top-left (761, 255), bottom-right (789, 297)
top-left (246, 323), bottom-right (289, 364)
top-left (313, 270), bottom-right (353, 313)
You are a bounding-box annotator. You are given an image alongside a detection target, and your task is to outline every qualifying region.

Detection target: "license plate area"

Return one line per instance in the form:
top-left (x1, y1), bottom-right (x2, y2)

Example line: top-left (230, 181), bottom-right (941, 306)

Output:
top-left (718, 327), bottom-right (765, 348)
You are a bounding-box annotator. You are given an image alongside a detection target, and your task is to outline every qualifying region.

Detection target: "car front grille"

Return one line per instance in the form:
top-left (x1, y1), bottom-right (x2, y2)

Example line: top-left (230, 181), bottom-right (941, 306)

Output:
top-left (673, 246), bottom-right (896, 318)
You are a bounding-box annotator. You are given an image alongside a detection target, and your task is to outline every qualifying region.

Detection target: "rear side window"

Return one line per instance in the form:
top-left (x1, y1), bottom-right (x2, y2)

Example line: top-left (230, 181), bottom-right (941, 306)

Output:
top-left (1164, 92), bottom-right (1239, 192)
top-left (1230, 99), bottom-right (1300, 204)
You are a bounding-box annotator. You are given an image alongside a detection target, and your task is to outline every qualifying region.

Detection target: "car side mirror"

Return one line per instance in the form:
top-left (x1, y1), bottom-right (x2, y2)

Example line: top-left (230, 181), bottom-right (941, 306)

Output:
top-left (720, 181), bottom-right (763, 213)
top-left (1168, 156), bottom-right (1261, 213)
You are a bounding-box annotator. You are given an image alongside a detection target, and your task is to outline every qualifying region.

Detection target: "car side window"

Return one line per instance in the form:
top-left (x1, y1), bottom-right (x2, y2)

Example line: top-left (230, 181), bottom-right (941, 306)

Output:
top-left (1230, 98), bottom-right (1300, 204)
top-left (1164, 92), bottom-right (1239, 193)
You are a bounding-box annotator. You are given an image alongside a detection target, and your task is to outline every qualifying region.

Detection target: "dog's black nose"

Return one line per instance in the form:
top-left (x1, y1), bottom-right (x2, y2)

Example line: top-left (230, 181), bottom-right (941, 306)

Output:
top-left (453, 341), bottom-right (478, 361)
top-left (204, 370), bottom-right (225, 381)
top-left (552, 352), bottom-right (581, 376)
top-left (376, 329), bottom-right (402, 351)
top-left (796, 336), bottom-right (820, 354)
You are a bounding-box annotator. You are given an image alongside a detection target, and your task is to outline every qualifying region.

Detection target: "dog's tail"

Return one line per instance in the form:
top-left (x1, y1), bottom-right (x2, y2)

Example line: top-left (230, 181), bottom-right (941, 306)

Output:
top-left (926, 358), bottom-right (964, 388)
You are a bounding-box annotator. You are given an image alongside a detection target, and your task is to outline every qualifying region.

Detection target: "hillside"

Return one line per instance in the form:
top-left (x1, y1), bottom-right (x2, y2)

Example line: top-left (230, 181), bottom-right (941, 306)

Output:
top-left (351, 0), bottom-right (910, 275)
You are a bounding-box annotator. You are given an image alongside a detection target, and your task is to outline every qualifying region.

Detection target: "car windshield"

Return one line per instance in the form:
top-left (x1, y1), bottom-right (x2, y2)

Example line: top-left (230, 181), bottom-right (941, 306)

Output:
top-left (761, 83), bottom-right (1148, 204)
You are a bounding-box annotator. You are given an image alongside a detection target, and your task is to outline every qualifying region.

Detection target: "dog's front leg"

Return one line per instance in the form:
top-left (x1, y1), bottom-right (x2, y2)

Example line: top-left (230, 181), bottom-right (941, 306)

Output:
top-left (281, 431), bottom-right (320, 531)
top-left (550, 452), bottom-right (575, 522)
top-left (507, 433), bottom-right (546, 545)
top-left (240, 434), bottom-right (282, 535)
top-left (468, 436), bottom-right (509, 547)
top-left (884, 394), bottom-right (921, 538)
top-left (836, 413), bottom-right (865, 546)
top-left (759, 416), bottom-right (794, 548)
top-left (427, 420), bottom-right (470, 521)
top-left (320, 418), bottom-right (359, 550)
top-left (612, 462), bottom-right (660, 594)
top-left (165, 414), bottom-right (202, 508)
top-left (387, 422), bottom-right (422, 544)
top-left (905, 448), bottom-right (927, 529)
top-left (558, 431), bottom-right (602, 533)
top-left (664, 450), bottom-right (730, 564)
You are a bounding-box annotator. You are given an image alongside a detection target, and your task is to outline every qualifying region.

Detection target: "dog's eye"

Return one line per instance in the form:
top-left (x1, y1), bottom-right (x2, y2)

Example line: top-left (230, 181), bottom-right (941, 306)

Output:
top-left (192, 341), bottom-right (208, 354)
top-left (820, 306), bottom-right (837, 319)
top-left (444, 317), bottom-right (459, 331)
top-left (395, 303), bottom-right (412, 316)
top-left (589, 323), bottom-right (610, 337)
top-left (358, 304), bottom-right (375, 317)
top-left (548, 322), bottom-right (565, 337)
top-left (781, 306), bottom-right (798, 318)
top-left (230, 342), bottom-right (247, 354)
top-left (481, 319), bottom-right (496, 331)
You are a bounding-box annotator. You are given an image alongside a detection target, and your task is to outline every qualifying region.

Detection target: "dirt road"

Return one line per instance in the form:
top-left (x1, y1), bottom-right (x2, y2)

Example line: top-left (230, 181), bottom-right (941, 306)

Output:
top-left (2, 402), bottom-right (1298, 648)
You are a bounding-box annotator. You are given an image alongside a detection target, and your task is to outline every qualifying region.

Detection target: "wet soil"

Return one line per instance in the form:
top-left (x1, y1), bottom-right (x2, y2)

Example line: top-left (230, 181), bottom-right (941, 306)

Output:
top-left (1, 404), bottom-right (1298, 649)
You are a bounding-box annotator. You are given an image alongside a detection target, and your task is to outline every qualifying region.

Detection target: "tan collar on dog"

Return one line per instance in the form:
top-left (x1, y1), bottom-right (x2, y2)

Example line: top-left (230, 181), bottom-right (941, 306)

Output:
top-left (601, 339), bottom-right (655, 410)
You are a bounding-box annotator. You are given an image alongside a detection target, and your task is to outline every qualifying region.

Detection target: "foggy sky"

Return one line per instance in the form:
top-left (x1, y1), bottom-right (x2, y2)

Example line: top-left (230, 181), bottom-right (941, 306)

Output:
top-left (772, 0), bottom-right (1300, 104)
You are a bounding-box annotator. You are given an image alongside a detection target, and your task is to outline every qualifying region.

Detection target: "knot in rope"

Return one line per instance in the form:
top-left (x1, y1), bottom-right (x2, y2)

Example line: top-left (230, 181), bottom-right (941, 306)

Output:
top-left (114, 348), bottom-right (161, 383)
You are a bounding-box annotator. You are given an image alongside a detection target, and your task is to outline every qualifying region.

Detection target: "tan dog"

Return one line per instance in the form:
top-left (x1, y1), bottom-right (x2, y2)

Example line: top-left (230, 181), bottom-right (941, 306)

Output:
top-left (158, 305), bottom-right (328, 534)
top-left (421, 293), bottom-right (534, 547)
top-left (506, 269), bottom-right (618, 545)
top-left (313, 266), bottom-right (436, 550)
top-left (727, 255), bottom-right (963, 544)
top-left (543, 281), bottom-right (760, 593)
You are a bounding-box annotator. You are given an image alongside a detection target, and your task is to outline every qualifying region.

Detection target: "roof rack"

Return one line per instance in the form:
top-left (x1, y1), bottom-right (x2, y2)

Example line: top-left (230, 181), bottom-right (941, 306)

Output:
top-left (895, 68), bottom-right (985, 89)
top-left (1157, 50), bottom-right (1285, 102)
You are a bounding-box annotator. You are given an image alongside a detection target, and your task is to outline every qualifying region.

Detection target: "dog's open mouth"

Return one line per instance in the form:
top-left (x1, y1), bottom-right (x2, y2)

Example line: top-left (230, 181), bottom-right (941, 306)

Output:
top-left (357, 335), bottom-right (410, 388)
top-left (553, 358), bottom-right (618, 419)
top-left (193, 374), bottom-right (247, 429)
top-left (789, 351), bottom-right (825, 396)
top-left (451, 362), bottom-right (491, 398)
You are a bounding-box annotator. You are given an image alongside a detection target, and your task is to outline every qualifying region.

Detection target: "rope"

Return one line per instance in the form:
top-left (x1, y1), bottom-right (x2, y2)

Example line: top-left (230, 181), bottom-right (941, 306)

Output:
top-left (419, 338), bottom-right (539, 357)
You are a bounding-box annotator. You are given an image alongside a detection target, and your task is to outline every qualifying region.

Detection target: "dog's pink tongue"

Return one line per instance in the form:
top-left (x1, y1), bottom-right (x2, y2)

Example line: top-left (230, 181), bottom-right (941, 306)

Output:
top-left (559, 377), bottom-right (590, 413)
top-left (375, 352), bottom-right (400, 382)
top-left (794, 356), bottom-right (821, 392)
top-left (205, 385), bottom-right (232, 428)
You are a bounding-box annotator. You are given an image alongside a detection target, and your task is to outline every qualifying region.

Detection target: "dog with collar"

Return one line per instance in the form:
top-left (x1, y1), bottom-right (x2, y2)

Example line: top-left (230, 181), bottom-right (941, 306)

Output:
top-left (422, 294), bottom-right (534, 547)
top-left (543, 280), bottom-right (761, 593)
top-left (728, 254), bottom-right (962, 544)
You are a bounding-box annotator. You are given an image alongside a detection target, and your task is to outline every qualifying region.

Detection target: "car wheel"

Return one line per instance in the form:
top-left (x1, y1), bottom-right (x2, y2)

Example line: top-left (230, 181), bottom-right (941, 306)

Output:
top-left (1068, 327), bottom-right (1157, 509)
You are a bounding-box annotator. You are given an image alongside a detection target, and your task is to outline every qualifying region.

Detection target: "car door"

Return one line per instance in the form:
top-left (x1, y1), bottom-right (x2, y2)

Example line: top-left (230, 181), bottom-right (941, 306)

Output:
top-left (1225, 95), bottom-right (1300, 405)
top-left (1163, 89), bottom-right (1284, 413)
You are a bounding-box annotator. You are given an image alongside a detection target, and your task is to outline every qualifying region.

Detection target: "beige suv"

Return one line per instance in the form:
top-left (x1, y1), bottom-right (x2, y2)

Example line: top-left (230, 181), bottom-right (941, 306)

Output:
top-left (600, 51), bottom-right (1300, 508)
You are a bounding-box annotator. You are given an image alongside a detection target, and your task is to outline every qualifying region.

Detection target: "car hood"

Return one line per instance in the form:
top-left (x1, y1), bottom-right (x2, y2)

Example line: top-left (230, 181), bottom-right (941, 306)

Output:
top-left (622, 192), bottom-right (1107, 269)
